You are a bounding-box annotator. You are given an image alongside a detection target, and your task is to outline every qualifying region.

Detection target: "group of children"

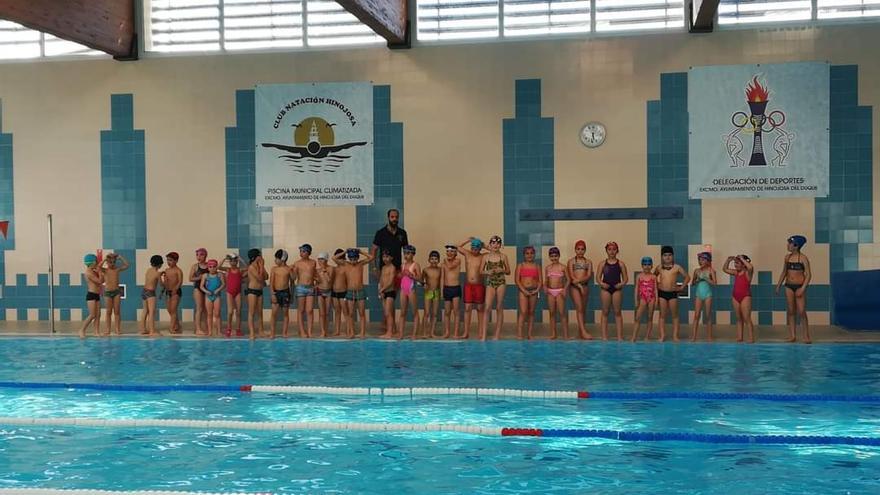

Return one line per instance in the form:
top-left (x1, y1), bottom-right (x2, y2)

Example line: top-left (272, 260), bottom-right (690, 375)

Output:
top-left (78, 235), bottom-right (814, 344)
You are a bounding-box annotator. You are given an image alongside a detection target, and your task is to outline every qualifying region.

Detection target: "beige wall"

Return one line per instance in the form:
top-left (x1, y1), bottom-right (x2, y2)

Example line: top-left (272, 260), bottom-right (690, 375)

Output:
top-left (0, 24), bottom-right (878, 288)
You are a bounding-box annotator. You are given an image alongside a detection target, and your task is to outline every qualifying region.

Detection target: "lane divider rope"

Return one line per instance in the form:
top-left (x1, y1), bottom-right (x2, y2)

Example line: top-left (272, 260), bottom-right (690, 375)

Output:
top-left (1, 381), bottom-right (879, 403)
top-left (0, 417), bottom-right (878, 447)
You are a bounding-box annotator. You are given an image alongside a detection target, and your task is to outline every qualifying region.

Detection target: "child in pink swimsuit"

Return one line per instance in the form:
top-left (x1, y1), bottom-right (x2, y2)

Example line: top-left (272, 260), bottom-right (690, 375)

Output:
top-left (221, 254), bottom-right (245, 337)
top-left (723, 254), bottom-right (755, 343)
top-left (544, 247), bottom-right (569, 340)
top-left (632, 256), bottom-right (657, 341)
top-left (398, 245), bottom-right (422, 339)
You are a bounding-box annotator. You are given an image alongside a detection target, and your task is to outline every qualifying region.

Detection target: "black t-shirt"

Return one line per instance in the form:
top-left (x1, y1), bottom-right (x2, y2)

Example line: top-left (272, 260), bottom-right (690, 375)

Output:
top-left (372, 225), bottom-right (408, 269)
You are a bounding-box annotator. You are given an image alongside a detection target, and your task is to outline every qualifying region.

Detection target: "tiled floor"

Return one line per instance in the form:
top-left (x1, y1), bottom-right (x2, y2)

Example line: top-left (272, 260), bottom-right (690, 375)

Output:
top-left (2, 321), bottom-right (877, 342)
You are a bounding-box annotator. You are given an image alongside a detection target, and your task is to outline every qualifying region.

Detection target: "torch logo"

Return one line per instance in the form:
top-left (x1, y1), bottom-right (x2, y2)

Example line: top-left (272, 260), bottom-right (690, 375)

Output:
top-left (723, 76), bottom-right (795, 167)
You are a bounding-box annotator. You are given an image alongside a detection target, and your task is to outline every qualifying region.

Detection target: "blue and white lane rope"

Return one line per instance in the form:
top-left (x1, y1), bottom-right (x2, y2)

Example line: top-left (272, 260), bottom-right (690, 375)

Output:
top-left (1, 381), bottom-right (879, 403)
top-left (0, 417), bottom-right (877, 447)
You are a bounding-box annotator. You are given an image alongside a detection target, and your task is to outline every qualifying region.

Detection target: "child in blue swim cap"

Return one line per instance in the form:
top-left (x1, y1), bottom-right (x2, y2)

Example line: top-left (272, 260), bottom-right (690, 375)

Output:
top-left (777, 234), bottom-right (812, 343)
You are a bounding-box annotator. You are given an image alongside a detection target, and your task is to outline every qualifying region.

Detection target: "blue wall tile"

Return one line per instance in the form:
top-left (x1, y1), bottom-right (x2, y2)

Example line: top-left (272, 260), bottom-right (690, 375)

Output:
top-left (226, 90), bottom-right (273, 253)
top-left (356, 86), bottom-right (404, 321)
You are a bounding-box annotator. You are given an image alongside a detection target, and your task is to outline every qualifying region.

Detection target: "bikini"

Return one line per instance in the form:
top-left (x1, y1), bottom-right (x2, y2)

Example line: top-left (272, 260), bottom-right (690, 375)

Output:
top-left (732, 271), bottom-right (751, 303)
top-left (546, 268), bottom-right (564, 297)
top-left (785, 254), bottom-right (805, 292)
top-left (572, 259), bottom-right (590, 286)
top-left (520, 265), bottom-right (539, 279)
top-left (602, 260), bottom-right (622, 294)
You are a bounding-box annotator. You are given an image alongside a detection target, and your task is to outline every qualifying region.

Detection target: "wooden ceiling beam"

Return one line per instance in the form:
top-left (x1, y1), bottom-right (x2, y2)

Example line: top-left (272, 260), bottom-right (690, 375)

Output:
top-left (689, 0), bottom-right (720, 33)
top-left (0, 0), bottom-right (136, 59)
top-left (334, 0), bottom-right (410, 48)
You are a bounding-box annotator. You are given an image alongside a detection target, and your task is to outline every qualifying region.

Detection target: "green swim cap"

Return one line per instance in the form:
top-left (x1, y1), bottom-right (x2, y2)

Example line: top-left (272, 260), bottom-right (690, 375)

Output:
top-left (83, 254), bottom-right (97, 266)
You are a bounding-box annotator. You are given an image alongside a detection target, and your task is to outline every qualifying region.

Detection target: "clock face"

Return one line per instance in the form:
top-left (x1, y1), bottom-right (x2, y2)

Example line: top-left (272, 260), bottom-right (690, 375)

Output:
top-left (580, 122), bottom-right (606, 148)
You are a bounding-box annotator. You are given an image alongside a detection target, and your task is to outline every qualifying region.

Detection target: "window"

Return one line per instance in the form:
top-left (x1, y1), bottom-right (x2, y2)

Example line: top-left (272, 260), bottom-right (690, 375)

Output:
top-left (43, 34), bottom-right (104, 57)
top-left (146, 0), bottom-right (222, 52)
top-left (503, 0), bottom-right (591, 36)
top-left (817, 0), bottom-right (880, 19)
top-left (305, 0), bottom-right (383, 46)
top-left (595, 0), bottom-right (685, 32)
top-left (146, 0), bottom-right (381, 51)
top-left (0, 20), bottom-right (41, 59)
top-left (0, 20), bottom-right (102, 59)
top-left (224, 0), bottom-right (303, 50)
top-left (417, 0), bottom-right (501, 40)
top-left (718, 0), bottom-right (813, 25)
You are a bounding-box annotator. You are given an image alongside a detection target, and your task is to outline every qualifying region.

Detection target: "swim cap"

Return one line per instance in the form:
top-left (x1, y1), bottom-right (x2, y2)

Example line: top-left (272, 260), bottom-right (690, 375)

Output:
top-left (334, 248), bottom-right (345, 256)
top-left (275, 249), bottom-right (288, 262)
top-left (299, 243), bottom-right (312, 254)
top-left (166, 252), bottom-right (179, 261)
top-left (661, 245), bottom-right (674, 255)
top-left (227, 253), bottom-right (239, 261)
top-left (317, 252), bottom-right (329, 260)
top-left (470, 238), bottom-right (483, 249)
top-left (150, 255), bottom-right (163, 267)
top-left (247, 248), bottom-right (261, 263)
top-left (489, 235), bottom-right (502, 244)
top-left (195, 248), bottom-right (207, 256)
top-left (403, 244), bottom-right (416, 253)
top-left (788, 235), bottom-right (807, 249)
top-left (381, 248), bottom-right (392, 256)
top-left (738, 254), bottom-right (751, 262)
top-left (641, 256), bottom-right (653, 265)
top-left (445, 244), bottom-right (457, 251)
top-left (698, 252), bottom-right (712, 262)
top-left (606, 241), bottom-right (619, 251)
top-left (429, 250), bottom-right (440, 259)
top-left (575, 240), bottom-right (586, 250)
top-left (548, 246), bottom-right (560, 256)
top-left (83, 253), bottom-right (97, 266)
top-left (207, 259), bottom-right (219, 268)
top-left (523, 245), bottom-right (536, 253)
top-left (346, 248), bottom-right (360, 259)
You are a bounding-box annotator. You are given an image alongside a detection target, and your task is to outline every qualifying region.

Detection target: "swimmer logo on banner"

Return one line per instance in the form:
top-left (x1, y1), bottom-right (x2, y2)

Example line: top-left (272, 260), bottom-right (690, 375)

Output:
top-left (688, 62), bottom-right (829, 199)
top-left (255, 82), bottom-right (373, 206)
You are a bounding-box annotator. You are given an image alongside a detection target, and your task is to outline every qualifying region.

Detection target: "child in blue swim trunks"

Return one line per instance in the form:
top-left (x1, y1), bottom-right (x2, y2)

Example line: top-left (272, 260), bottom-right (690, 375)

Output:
top-left (690, 252), bottom-right (716, 342)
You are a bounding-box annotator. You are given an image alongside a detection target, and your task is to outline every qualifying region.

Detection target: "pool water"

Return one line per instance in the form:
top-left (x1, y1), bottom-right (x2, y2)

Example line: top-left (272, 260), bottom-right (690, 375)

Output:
top-left (0, 339), bottom-right (878, 494)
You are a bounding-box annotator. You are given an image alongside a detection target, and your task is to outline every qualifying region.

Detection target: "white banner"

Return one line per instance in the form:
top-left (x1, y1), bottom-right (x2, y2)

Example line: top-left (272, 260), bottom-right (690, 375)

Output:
top-left (688, 62), bottom-right (829, 199)
top-left (255, 82), bottom-right (373, 206)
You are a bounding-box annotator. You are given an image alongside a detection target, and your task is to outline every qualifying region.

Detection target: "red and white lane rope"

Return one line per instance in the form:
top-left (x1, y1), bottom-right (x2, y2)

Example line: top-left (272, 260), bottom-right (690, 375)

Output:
top-left (0, 416), bottom-right (502, 436)
top-left (1, 417), bottom-right (876, 447)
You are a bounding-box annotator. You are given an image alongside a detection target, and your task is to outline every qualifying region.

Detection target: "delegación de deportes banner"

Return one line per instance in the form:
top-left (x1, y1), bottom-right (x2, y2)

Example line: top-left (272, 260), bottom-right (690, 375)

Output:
top-left (688, 62), bottom-right (829, 199)
top-left (255, 82), bottom-right (374, 206)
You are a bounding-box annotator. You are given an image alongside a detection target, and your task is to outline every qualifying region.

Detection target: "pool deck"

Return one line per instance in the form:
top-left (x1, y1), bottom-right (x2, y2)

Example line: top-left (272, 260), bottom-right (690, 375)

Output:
top-left (0, 321), bottom-right (877, 342)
